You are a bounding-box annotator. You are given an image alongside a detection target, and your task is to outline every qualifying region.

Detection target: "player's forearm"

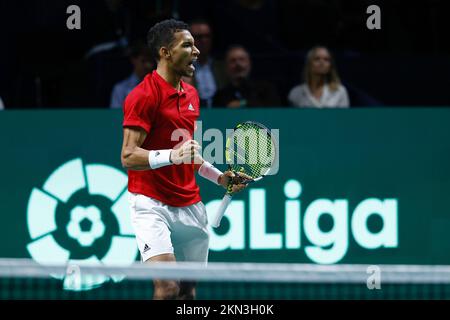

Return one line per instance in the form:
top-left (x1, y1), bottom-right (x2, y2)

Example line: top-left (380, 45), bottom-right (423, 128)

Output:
top-left (121, 146), bottom-right (151, 171)
top-left (122, 139), bottom-right (207, 171)
top-left (197, 161), bottom-right (223, 185)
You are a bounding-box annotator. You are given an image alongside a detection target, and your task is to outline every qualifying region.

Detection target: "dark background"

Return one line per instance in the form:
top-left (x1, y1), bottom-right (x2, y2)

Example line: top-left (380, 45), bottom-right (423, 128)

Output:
top-left (0, 0), bottom-right (449, 109)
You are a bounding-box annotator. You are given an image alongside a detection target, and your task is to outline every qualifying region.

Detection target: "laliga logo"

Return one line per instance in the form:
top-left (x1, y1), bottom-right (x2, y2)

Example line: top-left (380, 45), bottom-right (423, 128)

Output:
top-left (206, 179), bottom-right (398, 264)
top-left (26, 158), bottom-right (138, 291)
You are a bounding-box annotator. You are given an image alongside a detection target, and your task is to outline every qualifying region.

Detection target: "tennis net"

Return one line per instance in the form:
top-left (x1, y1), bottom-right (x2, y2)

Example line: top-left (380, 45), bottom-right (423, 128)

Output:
top-left (1, 259), bottom-right (450, 300)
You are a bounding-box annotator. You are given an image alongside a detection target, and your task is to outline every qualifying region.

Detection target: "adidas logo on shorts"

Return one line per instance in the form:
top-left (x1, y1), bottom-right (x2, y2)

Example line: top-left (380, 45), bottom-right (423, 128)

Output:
top-left (143, 244), bottom-right (151, 253)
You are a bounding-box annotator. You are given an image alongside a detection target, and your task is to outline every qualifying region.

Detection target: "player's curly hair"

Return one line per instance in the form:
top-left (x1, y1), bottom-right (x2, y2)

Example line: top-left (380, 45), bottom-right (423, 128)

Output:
top-left (147, 19), bottom-right (189, 62)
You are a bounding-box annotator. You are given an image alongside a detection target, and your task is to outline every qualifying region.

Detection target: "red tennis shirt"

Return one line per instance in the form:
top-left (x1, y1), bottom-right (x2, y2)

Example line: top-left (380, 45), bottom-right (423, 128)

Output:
top-left (123, 70), bottom-right (201, 207)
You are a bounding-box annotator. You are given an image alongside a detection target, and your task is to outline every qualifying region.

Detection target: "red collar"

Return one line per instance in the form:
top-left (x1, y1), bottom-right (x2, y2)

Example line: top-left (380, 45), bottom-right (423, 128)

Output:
top-left (153, 70), bottom-right (187, 97)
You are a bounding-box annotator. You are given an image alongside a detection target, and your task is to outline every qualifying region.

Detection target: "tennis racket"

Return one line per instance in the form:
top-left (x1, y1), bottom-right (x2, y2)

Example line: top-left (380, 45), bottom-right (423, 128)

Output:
top-left (211, 121), bottom-right (278, 228)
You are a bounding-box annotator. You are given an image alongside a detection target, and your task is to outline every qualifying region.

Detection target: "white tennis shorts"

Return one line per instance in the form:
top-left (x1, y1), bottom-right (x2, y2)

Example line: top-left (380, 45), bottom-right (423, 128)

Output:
top-left (128, 192), bottom-right (209, 263)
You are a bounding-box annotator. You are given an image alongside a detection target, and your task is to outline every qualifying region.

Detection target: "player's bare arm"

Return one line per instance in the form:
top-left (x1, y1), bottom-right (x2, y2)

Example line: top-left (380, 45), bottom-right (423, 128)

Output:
top-left (121, 126), bottom-right (202, 171)
top-left (121, 127), bottom-right (150, 170)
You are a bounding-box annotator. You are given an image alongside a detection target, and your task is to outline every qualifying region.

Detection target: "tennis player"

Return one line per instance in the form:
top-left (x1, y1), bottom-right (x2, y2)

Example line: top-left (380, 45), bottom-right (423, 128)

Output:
top-left (121, 19), bottom-right (246, 300)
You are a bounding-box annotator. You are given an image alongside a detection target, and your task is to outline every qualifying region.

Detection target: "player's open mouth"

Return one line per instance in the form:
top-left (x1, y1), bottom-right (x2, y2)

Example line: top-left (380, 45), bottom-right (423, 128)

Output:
top-left (187, 59), bottom-right (196, 71)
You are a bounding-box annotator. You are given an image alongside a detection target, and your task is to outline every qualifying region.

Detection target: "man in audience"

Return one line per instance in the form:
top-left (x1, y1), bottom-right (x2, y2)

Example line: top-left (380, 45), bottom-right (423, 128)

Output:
top-left (110, 44), bottom-right (154, 109)
top-left (213, 45), bottom-right (280, 108)
top-left (187, 19), bottom-right (227, 108)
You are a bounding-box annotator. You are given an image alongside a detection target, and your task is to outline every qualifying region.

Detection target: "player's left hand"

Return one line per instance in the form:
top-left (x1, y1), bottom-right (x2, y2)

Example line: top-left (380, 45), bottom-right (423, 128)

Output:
top-left (218, 171), bottom-right (251, 193)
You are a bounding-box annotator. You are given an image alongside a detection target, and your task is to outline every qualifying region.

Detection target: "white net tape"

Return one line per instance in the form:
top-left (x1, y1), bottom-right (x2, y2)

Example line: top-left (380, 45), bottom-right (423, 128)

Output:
top-left (0, 259), bottom-right (449, 284)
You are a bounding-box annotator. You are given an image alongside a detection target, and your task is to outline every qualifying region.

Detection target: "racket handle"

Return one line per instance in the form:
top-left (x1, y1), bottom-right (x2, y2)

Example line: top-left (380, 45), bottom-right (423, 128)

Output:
top-left (211, 193), bottom-right (233, 228)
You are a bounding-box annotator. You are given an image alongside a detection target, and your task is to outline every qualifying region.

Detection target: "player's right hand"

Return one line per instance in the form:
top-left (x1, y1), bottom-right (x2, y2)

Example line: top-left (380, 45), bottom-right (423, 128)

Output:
top-left (170, 139), bottom-right (203, 165)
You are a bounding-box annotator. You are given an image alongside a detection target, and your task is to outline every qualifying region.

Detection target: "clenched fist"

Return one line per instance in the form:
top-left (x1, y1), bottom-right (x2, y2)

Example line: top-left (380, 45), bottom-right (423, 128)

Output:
top-left (170, 139), bottom-right (203, 165)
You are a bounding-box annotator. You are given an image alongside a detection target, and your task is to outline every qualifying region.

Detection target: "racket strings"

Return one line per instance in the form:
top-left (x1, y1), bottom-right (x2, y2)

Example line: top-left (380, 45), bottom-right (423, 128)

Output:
top-left (226, 123), bottom-right (276, 178)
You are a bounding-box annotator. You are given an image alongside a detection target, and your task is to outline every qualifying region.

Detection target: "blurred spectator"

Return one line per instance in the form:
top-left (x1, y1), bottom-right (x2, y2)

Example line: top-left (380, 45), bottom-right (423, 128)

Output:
top-left (0, 97), bottom-right (4, 110)
top-left (288, 46), bottom-right (349, 108)
top-left (110, 43), bottom-right (154, 109)
top-left (188, 19), bottom-right (227, 108)
top-left (213, 45), bottom-right (280, 108)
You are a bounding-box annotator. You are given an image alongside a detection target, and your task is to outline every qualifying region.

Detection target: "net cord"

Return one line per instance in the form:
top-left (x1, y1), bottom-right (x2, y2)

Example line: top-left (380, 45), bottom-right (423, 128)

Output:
top-left (0, 259), bottom-right (449, 284)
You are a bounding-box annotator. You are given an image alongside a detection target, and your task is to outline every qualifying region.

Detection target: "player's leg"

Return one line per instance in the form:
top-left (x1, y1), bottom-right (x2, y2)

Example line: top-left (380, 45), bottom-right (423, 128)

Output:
top-left (129, 193), bottom-right (179, 300)
top-left (178, 281), bottom-right (196, 300)
top-left (177, 236), bottom-right (209, 299)
top-left (146, 253), bottom-right (180, 300)
top-left (172, 201), bottom-right (210, 300)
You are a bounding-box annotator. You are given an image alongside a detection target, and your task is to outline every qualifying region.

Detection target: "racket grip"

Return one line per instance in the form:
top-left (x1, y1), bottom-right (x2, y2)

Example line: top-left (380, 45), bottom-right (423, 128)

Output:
top-left (211, 193), bottom-right (233, 228)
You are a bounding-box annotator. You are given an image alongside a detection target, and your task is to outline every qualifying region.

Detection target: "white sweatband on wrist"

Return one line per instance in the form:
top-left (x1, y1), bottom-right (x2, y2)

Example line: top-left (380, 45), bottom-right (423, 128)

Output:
top-left (198, 161), bottom-right (223, 185)
top-left (148, 149), bottom-right (172, 169)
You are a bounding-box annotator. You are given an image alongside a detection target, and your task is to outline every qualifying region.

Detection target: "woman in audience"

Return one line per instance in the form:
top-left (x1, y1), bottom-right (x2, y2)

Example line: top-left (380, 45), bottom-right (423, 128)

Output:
top-left (288, 46), bottom-right (349, 108)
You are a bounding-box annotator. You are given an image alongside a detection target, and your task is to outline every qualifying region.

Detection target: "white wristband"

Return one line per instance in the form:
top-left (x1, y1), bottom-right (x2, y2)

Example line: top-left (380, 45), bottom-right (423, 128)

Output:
top-left (198, 161), bottom-right (222, 185)
top-left (148, 149), bottom-right (172, 169)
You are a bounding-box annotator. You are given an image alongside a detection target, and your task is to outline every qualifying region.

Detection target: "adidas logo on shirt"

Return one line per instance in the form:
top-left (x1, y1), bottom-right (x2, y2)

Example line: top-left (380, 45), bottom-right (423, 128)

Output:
top-left (188, 103), bottom-right (195, 111)
top-left (143, 244), bottom-right (151, 253)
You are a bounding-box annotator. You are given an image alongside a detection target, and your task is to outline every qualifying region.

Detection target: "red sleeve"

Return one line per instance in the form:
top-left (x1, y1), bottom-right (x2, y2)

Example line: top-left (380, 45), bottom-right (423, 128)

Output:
top-left (122, 87), bottom-right (157, 133)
